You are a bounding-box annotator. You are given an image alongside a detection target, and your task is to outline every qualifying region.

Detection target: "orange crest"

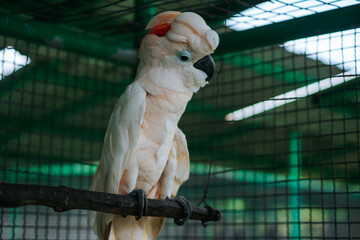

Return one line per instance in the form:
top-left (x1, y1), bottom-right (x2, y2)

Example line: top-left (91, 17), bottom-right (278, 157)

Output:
top-left (146, 23), bottom-right (171, 37)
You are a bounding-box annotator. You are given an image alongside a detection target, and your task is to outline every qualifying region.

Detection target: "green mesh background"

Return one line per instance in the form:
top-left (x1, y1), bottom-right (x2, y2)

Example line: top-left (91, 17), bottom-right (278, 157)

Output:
top-left (1, 1), bottom-right (360, 239)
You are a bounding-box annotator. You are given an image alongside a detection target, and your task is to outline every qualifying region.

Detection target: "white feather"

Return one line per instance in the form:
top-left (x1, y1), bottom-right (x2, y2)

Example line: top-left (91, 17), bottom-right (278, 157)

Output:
top-left (91, 82), bottom-right (146, 237)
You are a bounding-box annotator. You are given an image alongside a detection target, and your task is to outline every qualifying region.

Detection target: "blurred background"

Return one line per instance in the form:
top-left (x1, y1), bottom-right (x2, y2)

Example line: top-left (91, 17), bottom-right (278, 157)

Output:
top-left (0, 0), bottom-right (359, 239)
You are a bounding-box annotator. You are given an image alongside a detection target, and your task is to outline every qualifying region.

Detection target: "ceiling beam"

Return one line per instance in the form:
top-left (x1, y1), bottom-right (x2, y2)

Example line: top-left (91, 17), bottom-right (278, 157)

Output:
top-left (0, 10), bottom-right (137, 65)
top-left (2, 4), bottom-right (359, 64)
top-left (219, 4), bottom-right (360, 53)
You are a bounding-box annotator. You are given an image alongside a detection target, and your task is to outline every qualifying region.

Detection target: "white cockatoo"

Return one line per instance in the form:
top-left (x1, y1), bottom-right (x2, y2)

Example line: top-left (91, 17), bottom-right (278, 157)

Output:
top-left (90, 11), bottom-right (219, 240)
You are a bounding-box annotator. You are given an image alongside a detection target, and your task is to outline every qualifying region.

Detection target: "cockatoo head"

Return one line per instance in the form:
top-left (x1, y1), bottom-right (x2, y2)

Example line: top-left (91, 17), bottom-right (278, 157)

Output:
top-left (138, 11), bottom-right (219, 93)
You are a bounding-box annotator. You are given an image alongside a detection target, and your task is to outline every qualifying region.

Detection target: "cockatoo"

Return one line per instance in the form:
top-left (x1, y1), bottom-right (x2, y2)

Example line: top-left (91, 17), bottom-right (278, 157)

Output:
top-left (90, 11), bottom-right (219, 240)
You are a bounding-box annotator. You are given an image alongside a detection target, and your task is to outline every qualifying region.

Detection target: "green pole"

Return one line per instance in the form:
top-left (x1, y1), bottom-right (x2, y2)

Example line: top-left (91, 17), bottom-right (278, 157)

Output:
top-left (134, 0), bottom-right (156, 48)
top-left (131, 0), bottom-right (156, 78)
top-left (288, 131), bottom-right (302, 239)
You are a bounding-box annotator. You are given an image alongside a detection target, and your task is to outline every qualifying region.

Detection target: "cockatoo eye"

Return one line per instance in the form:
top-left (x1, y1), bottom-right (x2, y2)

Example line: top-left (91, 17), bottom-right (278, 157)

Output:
top-left (178, 50), bottom-right (192, 62)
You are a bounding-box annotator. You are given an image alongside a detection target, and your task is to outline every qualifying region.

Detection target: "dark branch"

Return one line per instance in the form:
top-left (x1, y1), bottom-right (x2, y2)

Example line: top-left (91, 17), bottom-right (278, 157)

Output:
top-left (0, 183), bottom-right (222, 224)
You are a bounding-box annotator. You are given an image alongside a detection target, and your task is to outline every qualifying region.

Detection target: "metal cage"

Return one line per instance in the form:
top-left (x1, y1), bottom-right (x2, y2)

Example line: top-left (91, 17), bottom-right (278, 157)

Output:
top-left (1, 1), bottom-right (359, 239)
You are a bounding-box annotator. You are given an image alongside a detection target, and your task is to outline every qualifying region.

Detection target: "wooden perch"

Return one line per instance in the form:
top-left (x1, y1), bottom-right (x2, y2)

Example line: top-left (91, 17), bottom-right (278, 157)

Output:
top-left (0, 183), bottom-right (221, 224)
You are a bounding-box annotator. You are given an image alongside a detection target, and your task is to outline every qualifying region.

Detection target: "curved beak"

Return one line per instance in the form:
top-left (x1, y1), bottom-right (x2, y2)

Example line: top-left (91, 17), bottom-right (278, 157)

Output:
top-left (193, 55), bottom-right (215, 80)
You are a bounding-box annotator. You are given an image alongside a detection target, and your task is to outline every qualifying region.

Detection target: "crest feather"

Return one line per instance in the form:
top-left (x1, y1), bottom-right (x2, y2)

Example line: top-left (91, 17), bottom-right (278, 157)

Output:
top-left (146, 23), bottom-right (171, 37)
top-left (145, 11), bottom-right (181, 30)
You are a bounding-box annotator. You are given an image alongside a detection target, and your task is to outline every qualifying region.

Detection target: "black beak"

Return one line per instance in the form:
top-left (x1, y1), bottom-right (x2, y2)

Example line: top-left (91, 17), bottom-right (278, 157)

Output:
top-left (193, 55), bottom-right (215, 80)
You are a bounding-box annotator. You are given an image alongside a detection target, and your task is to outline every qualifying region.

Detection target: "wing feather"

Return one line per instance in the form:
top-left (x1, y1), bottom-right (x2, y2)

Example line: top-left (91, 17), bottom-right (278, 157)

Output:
top-left (90, 82), bottom-right (146, 238)
top-left (171, 127), bottom-right (190, 197)
top-left (98, 81), bottom-right (146, 194)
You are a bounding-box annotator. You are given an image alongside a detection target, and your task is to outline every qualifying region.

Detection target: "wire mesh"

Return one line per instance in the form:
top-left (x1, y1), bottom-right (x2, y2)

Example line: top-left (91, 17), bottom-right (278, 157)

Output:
top-left (1, 0), bottom-right (360, 239)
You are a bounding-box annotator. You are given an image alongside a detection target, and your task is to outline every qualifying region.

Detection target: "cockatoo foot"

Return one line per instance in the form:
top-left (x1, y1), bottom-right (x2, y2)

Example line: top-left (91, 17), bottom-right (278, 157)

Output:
top-left (123, 189), bottom-right (148, 220)
top-left (171, 196), bottom-right (193, 226)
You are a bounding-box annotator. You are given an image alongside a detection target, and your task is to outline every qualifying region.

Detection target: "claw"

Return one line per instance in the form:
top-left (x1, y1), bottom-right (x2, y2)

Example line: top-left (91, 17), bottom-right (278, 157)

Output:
top-left (172, 196), bottom-right (193, 226)
top-left (124, 189), bottom-right (148, 220)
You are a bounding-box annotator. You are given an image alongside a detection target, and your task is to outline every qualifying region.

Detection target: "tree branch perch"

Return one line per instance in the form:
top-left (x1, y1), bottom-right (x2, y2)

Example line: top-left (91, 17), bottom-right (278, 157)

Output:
top-left (0, 183), bottom-right (222, 224)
